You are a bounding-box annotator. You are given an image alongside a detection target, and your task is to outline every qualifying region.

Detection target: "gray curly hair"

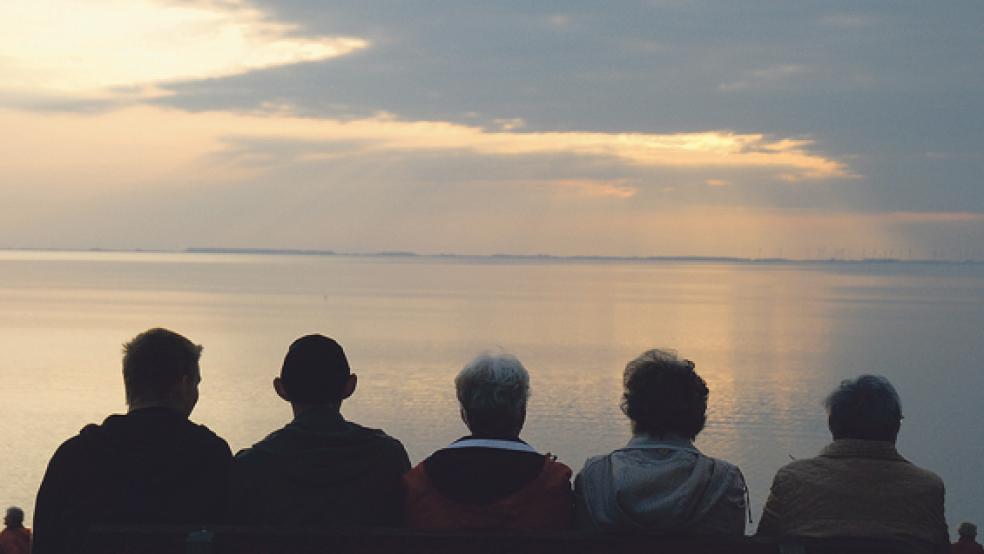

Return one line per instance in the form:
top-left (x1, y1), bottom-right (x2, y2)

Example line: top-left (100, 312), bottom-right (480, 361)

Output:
top-left (455, 352), bottom-right (530, 436)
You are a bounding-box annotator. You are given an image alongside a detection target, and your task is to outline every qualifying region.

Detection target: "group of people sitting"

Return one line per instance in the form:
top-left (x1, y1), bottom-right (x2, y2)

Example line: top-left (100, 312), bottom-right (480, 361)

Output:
top-left (24, 328), bottom-right (971, 554)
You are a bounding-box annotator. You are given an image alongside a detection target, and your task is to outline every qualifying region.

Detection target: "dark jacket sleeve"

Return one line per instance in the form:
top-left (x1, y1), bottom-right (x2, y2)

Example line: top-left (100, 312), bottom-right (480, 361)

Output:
top-left (32, 440), bottom-right (83, 554)
top-left (227, 449), bottom-right (263, 524)
top-left (386, 442), bottom-right (412, 526)
top-left (197, 435), bottom-right (233, 524)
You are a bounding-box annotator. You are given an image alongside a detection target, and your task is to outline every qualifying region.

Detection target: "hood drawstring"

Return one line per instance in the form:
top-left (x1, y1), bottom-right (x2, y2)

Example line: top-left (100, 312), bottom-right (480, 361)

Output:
top-left (745, 483), bottom-right (753, 524)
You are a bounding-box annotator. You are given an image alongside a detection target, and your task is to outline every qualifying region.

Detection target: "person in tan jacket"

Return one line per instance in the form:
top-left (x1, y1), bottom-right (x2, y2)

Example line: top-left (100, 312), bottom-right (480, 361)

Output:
top-left (757, 375), bottom-right (948, 553)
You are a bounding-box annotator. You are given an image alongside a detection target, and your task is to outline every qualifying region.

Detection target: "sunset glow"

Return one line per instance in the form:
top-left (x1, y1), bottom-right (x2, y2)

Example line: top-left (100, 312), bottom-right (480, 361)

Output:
top-left (0, 1), bottom-right (980, 258)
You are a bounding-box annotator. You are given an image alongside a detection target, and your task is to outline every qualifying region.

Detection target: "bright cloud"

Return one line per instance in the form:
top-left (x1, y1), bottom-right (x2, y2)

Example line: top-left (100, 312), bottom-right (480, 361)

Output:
top-left (534, 179), bottom-right (638, 199)
top-left (0, 0), bottom-right (367, 97)
top-left (0, 105), bottom-right (851, 192)
top-left (1, 106), bottom-right (978, 258)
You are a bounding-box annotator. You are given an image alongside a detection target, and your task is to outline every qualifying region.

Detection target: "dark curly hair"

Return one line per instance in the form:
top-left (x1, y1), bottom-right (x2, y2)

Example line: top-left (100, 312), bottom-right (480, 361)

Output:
top-left (621, 349), bottom-right (709, 440)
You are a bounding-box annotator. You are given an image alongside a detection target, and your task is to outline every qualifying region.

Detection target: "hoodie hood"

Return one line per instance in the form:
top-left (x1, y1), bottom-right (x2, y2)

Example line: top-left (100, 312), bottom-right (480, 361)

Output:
top-left (577, 435), bottom-right (745, 532)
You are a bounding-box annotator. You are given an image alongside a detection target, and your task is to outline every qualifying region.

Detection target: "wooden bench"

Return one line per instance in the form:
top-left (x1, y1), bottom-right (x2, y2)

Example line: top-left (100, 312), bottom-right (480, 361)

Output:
top-left (83, 526), bottom-right (930, 554)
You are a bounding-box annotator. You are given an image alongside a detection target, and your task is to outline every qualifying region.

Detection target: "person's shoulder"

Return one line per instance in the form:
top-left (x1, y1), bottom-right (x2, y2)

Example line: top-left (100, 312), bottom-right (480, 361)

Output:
top-left (575, 452), bottom-right (613, 483)
top-left (543, 455), bottom-right (574, 480)
top-left (701, 451), bottom-right (742, 472)
top-left (233, 426), bottom-right (288, 464)
top-left (50, 421), bottom-right (105, 456)
top-left (702, 453), bottom-right (746, 485)
top-left (579, 452), bottom-right (611, 471)
top-left (901, 460), bottom-right (945, 489)
top-left (767, 455), bottom-right (824, 487)
top-left (346, 421), bottom-right (408, 452)
top-left (184, 419), bottom-right (232, 457)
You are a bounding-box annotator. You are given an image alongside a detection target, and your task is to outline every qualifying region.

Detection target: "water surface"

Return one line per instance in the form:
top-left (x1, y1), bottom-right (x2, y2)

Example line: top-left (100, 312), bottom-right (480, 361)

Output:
top-left (1, 251), bottom-right (981, 534)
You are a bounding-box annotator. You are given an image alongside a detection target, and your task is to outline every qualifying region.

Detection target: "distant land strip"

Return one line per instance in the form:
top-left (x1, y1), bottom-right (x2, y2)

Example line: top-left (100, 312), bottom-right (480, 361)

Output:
top-left (1, 247), bottom-right (980, 264)
top-left (182, 247), bottom-right (982, 265)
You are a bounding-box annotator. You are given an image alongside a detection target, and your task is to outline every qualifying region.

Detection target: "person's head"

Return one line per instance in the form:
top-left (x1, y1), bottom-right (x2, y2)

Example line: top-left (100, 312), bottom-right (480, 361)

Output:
top-left (4, 507), bottom-right (24, 528)
top-left (621, 349), bottom-right (708, 440)
top-left (455, 352), bottom-right (530, 438)
top-left (122, 328), bottom-right (203, 417)
top-left (273, 335), bottom-right (356, 412)
top-left (824, 374), bottom-right (902, 442)
top-left (958, 522), bottom-right (978, 540)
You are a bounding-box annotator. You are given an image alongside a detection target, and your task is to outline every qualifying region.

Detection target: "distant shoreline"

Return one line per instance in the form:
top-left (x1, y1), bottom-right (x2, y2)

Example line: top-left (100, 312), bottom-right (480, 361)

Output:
top-left (1, 246), bottom-right (981, 265)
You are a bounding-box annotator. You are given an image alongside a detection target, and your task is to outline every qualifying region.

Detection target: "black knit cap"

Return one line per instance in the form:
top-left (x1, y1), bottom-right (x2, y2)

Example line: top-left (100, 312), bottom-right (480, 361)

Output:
top-left (280, 334), bottom-right (351, 403)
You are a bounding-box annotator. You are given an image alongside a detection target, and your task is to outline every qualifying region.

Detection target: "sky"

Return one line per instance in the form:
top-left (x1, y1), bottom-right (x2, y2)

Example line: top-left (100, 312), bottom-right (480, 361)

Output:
top-left (1, 0), bottom-right (982, 259)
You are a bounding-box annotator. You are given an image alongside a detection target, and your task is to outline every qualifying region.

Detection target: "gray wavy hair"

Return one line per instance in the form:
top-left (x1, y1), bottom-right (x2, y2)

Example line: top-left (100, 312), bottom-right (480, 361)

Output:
top-left (455, 352), bottom-right (530, 436)
top-left (824, 374), bottom-right (903, 442)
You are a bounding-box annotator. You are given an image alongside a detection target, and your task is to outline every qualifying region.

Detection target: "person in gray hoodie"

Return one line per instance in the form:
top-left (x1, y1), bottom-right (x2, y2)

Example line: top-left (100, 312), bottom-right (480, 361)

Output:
top-left (574, 349), bottom-right (747, 535)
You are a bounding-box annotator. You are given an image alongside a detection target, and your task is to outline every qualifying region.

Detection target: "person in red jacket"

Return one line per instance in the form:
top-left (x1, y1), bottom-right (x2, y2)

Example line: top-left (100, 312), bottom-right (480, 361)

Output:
top-left (403, 352), bottom-right (572, 529)
top-left (0, 507), bottom-right (30, 554)
top-left (953, 522), bottom-right (984, 554)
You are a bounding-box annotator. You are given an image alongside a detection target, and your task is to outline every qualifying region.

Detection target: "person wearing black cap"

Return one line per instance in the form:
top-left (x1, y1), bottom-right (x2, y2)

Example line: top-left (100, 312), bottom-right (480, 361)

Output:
top-left (229, 335), bottom-right (410, 526)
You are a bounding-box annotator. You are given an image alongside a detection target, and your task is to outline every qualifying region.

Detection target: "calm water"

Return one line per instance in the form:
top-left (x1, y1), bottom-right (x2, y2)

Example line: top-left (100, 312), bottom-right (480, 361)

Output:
top-left (1, 250), bottom-right (982, 535)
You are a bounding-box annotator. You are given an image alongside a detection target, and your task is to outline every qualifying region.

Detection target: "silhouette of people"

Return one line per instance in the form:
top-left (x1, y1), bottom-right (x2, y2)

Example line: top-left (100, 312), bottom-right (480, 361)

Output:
top-left (757, 375), bottom-right (948, 552)
top-left (0, 507), bottom-right (30, 554)
top-left (32, 328), bottom-right (232, 554)
top-left (229, 334), bottom-right (410, 526)
top-left (574, 349), bottom-right (747, 534)
top-left (953, 522), bottom-right (984, 554)
top-left (403, 352), bottom-right (573, 528)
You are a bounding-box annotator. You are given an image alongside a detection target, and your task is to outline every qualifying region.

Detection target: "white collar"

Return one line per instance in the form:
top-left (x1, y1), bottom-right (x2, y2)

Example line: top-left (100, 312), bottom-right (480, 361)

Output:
top-left (443, 438), bottom-right (539, 454)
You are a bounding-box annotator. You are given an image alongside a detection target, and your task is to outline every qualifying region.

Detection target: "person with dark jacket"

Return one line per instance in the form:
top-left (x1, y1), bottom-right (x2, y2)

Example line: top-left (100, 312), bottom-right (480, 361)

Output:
top-left (33, 328), bottom-right (232, 554)
top-left (229, 334), bottom-right (410, 526)
top-left (575, 349), bottom-right (747, 535)
top-left (403, 352), bottom-right (573, 529)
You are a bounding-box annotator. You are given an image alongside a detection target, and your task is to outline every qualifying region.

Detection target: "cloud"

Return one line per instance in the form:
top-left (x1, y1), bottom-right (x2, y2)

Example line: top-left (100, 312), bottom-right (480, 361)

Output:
top-left (0, 0), bottom-right (367, 100)
top-left (718, 64), bottom-right (811, 93)
top-left (546, 14), bottom-right (575, 30)
top-left (493, 118), bottom-right (526, 131)
top-left (0, 104), bottom-right (851, 198)
top-left (534, 179), bottom-right (638, 199)
top-left (0, 101), bottom-right (977, 257)
top-left (881, 211), bottom-right (984, 224)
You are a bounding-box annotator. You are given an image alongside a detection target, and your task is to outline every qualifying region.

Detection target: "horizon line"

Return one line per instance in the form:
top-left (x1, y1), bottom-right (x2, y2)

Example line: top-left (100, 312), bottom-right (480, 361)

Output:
top-left (1, 246), bottom-right (981, 265)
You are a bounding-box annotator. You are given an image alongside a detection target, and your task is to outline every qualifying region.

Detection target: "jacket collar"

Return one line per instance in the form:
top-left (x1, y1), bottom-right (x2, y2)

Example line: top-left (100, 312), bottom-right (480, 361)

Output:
top-left (445, 437), bottom-right (537, 453)
top-left (286, 404), bottom-right (346, 432)
top-left (625, 433), bottom-right (700, 454)
top-left (819, 439), bottom-right (908, 462)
